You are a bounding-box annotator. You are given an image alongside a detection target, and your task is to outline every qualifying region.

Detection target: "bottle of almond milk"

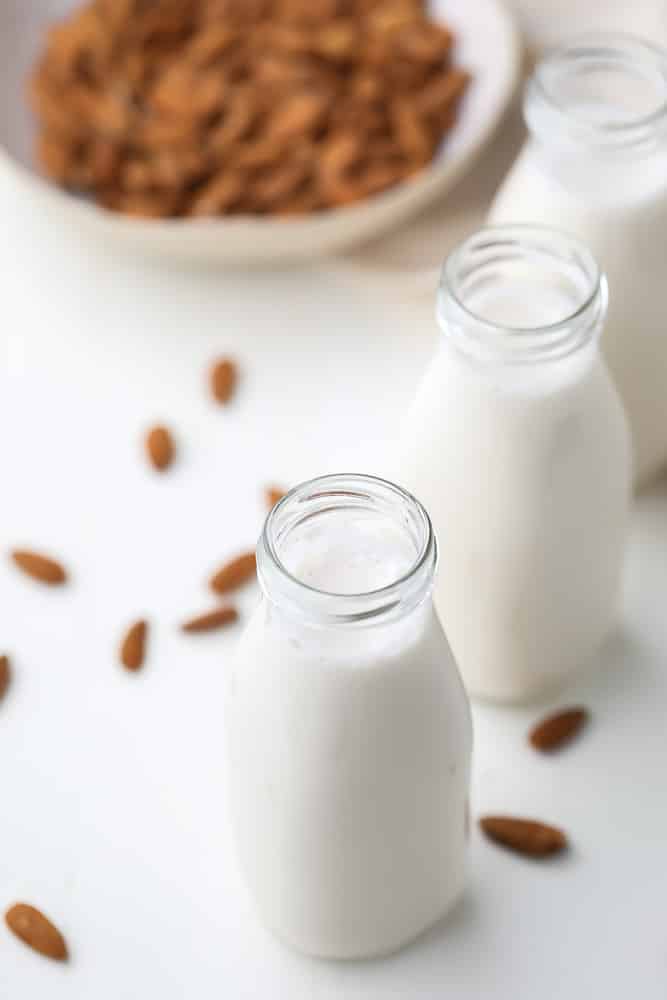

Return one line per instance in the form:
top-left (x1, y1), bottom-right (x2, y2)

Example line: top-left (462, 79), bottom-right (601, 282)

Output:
top-left (225, 474), bottom-right (472, 958)
top-left (489, 34), bottom-right (667, 487)
top-left (397, 225), bottom-right (631, 703)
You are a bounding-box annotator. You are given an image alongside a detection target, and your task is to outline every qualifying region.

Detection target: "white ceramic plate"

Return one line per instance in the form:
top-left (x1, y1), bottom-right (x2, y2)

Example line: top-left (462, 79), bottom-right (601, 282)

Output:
top-left (0, 0), bottom-right (520, 263)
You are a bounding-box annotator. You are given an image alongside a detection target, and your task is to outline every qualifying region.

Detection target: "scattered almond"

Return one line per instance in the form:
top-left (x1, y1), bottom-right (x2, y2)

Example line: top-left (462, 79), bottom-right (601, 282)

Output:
top-left (479, 816), bottom-right (568, 857)
top-left (265, 486), bottom-right (286, 509)
top-left (5, 903), bottom-right (68, 961)
top-left (145, 425), bottom-right (174, 471)
top-left (0, 655), bottom-right (10, 700)
top-left (210, 552), bottom-right (256, 595)
top-left (120, 619), bottom-right (148, 671)
top-left (181, 606), bottom-right (238, 633)
top-left (529, 707), bottom-right (589, 753)
top-left (210, 358), bottom-right (237, 405)
top-left (11, 549), bottom-right (67, 585)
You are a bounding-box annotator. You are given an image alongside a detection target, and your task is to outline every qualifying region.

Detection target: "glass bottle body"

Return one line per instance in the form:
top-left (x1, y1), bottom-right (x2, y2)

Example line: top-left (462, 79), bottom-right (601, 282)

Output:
top-left (226, 475), bottom-right (472, 958)
top-left (489, 34), bottom-right (667, 486)
top-left (398, 227), bottom-right (631, 702)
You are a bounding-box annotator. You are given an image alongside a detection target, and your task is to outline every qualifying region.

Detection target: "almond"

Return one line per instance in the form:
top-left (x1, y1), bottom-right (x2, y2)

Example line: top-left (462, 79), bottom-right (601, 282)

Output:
top-left (417, 68), bottom-right (471, 119)
top-left (102, 189), bottom-right (179, 218)
top-left (0, 655), bottom-right (10, 700)
top-left (267, 92), bottom-right (329, 141)
top-left (190, 173), bottom-right (244, 216)
top-left (208, 95), bottom-right (255, 154)
top-left (11, 550), bottom-right (67, 585)
top-left (250, 160), bottom-right (310, 208)
top-left (210, 552), bottom-right (256, 594)
top-left (265, 486), bottom-right (286, 509)
top-left (5, 903), bottom-right (68, 961)
top-left (479, 816), bottom-right (567, 857)
top-left (120, 619), bottom-right (148, 671)
top-left (390, 98), bottom-right (434, 162)
top-left (529, 706), bottom-right (589, 752)
top-left (210, 358), bottom-right (237, 405)
top-left (528, 708), bottom-right (590, 753)
top-left (181, 606), bottom-right (238, 633)
top-left (145, 425), bottom-right (174, 471)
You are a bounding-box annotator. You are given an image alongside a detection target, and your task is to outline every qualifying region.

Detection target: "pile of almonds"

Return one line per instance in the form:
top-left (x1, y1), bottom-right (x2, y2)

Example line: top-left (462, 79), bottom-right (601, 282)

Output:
top-left (29, 0), bottom-right (470, 218)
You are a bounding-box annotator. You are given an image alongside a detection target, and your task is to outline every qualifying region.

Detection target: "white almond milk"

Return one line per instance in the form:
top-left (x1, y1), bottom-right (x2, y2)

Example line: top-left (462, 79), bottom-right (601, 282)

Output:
top-left (226, 476), bottom-right (472, 958)
top-left (397, 227), bottom-right (631, 703)
top-left (489, 35), bottom-right (667, 487)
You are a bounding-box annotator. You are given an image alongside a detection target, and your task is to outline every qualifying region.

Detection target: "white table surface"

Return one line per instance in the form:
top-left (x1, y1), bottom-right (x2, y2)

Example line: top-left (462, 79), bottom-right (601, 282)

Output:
top-left (2, 7), bottom-right (667, 990)
top-left (1, 176), bottom-right (666, 1000)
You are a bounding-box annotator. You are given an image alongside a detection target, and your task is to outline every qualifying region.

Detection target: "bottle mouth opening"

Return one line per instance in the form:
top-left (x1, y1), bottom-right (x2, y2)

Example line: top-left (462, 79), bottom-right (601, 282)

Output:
top-left (528, 33), bottom-right (667, 149)
top-left (439, 225), bottom-right (607, 364)
top-left (259, 474), bottom-right (437, 626)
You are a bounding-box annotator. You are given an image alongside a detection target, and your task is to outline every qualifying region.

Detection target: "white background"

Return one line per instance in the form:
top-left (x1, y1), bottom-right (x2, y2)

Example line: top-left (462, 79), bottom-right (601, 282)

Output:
top-left (1, 2), bottom-right (667, 996)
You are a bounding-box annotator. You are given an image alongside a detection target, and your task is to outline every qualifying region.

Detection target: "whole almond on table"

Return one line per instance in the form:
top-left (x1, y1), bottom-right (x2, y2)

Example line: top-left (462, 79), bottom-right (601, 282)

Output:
top-left (145, 425), bottom-right (174, 471)
top-left (181, 606), bottom-right (238, 633)
top-left (11, 550), bottom-right (67, 585)
top-left (479, 816), bottom-right (568, 858)
top-left (0, 655), bottom-right (10, 700)
top-left (5, 903), bottom-right (68, 961)
top-left (529, 707), bottom-right (590, 752)
top-left (210, 552), bottom-right (256, 595)
top-left (210, 358), bottom-right (237, 405)
top-left (120, 619), bottom-right (148, 671)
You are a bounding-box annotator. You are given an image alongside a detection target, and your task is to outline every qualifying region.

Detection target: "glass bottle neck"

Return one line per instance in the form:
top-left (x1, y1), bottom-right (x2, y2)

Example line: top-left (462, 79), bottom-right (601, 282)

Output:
top-left (525, 34), bottom-right (667, 159)
top-left (258, 474), bottom-right (437, 629)
top-left (437, 226), bottom-right (607, 367)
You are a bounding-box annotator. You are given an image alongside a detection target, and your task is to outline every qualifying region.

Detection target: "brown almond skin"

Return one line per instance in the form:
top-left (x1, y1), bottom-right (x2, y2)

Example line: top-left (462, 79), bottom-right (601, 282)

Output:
top-left (0, 655), bottom-right (9, 700)
top-left (182, 606), bottom-right (239, 633)
top-left (479, 816), bottom-right (568, 857)
top-left (11, 550), bottom-right (67, 585)
top-left (210, 358), bottom-right (237, 405)
top-left (210, 552), bottom-right (256, 595)
top-left (5, 903), bottom-right (68, 961)
top-left (145, 425), bottom-right (174, 471)
top-left (265, 486), bottom-right (286, 510)
top-left (529, 707), bottom-right (589, 753)
top-left (120, 620), bottom-right (148, 671)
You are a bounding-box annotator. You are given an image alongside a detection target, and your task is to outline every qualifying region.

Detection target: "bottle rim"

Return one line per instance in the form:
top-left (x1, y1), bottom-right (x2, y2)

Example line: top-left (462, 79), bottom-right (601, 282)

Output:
top-left (438, 224), bottom-right (608, 364)
top-left (258, 473), bottom-right (437, 627)
top-left (526, 33), bottom-right (667, 152)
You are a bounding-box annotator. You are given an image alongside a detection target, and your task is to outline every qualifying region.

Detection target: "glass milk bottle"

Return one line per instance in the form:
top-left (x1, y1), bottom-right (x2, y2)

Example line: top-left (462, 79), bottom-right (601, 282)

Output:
top-left (397, 226), bottom-right (631, 703)
top-left (489, 34), bottom-right (667, 487)
top-left (225, 474), bottom-right (472, 959)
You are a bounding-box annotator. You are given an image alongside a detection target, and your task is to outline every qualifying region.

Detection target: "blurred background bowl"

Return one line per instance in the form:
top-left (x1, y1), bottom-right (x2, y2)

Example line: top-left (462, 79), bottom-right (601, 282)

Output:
top-left (0, 0), bottom-right (520, 263)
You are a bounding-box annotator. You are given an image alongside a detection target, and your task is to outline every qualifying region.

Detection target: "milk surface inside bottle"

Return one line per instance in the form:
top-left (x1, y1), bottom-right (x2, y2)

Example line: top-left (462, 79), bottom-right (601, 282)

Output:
top-left (397, 226), bottom-right (631, 703)
top-left (226, 474), bottom-right (472, 959)
top-left (489, 34), bottom-right (667, 487)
